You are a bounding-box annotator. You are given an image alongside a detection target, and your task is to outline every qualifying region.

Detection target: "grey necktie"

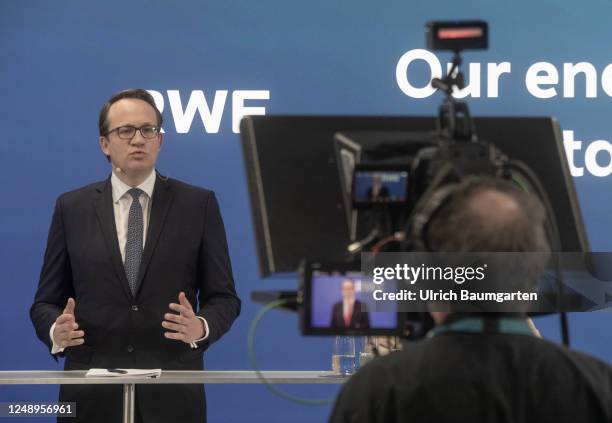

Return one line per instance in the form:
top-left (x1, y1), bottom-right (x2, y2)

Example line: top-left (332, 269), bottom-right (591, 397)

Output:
top-left (124, 188), bottom-right (143, 296)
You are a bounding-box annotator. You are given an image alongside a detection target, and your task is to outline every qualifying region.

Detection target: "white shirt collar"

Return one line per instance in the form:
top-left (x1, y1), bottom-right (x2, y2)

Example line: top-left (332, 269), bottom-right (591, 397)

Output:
top-left (111, 169), bottom-right (156, 203)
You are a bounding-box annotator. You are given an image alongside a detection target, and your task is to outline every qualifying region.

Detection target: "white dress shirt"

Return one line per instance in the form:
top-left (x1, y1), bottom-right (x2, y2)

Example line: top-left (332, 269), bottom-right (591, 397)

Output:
top-left (50, 169), bottom-right (208, 354)
top-left (342, 298), bottom-right (355, 324)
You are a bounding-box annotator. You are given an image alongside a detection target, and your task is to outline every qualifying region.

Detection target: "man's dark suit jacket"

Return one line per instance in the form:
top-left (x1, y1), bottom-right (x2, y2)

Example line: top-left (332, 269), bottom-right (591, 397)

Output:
top-left (365, 186), bottom-right (390, 201)
top-left (330, 300), bottom-right (370, 329)
top-left (30, 171), bottom-right (241, 423)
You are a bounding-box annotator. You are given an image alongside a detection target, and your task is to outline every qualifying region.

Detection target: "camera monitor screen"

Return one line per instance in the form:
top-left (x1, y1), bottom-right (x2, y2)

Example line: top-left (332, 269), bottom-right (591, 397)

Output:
top-left (300, 262), bottom-right (401, 336)
top-left (352, 166), bottom-right (410, 208)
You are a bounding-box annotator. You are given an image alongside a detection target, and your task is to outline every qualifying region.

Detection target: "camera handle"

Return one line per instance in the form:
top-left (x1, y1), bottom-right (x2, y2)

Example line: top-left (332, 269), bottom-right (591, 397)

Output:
top-left (431, 52), bottom-right (476, 142)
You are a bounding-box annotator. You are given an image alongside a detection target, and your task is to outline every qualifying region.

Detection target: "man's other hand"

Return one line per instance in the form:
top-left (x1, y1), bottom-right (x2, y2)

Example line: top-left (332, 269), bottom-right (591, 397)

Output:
top-left (53, 298), bottom-right (85, 348)
top-left (162, 292), bottom-right (205, 343)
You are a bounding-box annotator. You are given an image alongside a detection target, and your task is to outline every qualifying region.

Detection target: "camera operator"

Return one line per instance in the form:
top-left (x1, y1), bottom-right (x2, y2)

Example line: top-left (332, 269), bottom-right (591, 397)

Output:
top-left (329, 176), bottom-right (612, 423)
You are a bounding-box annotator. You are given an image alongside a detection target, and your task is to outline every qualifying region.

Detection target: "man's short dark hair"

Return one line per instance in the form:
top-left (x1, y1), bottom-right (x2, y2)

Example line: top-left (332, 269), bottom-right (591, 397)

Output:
top-left (426, 177), bottom-right (550, 253)
top-left (98, 89), bottom-right (163, 163)
top-left (98, 88), bottom-right (163, 136)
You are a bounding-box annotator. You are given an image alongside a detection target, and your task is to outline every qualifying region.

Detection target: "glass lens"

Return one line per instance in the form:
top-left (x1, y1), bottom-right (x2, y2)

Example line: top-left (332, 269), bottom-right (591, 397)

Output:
top-left (140, 126), bottom-right (159, 138)
top-left (116, 126), bottom-right (136, 140)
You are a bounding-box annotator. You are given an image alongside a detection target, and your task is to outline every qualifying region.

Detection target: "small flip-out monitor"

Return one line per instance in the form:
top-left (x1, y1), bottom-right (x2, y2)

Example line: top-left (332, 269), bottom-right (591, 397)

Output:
top-left (300, 261), bottom-right (402, 336)
top-left (352, 164), bottom-right (410, 209)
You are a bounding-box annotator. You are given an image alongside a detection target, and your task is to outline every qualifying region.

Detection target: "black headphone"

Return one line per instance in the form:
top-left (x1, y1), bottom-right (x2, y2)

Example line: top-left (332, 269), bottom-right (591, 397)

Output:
top-left (409, 181), bottom-right (460, 252)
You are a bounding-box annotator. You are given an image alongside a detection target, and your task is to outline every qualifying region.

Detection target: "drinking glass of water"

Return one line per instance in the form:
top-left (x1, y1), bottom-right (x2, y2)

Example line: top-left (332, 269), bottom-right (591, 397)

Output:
top-left (332, 336), bottom-right (356, 375)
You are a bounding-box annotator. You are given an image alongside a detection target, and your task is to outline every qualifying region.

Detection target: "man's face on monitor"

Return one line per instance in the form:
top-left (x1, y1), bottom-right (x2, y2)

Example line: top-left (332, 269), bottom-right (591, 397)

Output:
top-left (341, 280), bottom-right (355, 301)
top-left (100, 98), bottom-right (163, 176)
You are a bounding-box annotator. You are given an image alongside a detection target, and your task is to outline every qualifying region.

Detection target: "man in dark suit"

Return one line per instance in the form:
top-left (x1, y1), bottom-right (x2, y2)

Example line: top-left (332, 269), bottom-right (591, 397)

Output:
top-left (30, 89), bottom-right (241, 423)
top-left (330, 279), bottom-right (370, 329)
top-left (365, 174), bottom-right (390, 202)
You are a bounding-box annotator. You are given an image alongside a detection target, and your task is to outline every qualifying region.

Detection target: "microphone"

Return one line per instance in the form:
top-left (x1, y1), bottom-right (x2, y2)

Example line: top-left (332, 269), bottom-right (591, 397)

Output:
top-left (106, 154), bottom-right (125, 175)
top-left (111, 161), bottom-right (125, 175)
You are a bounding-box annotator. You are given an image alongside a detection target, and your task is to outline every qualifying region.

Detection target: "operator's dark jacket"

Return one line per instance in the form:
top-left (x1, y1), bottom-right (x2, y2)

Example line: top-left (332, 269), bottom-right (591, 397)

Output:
top-left (330, 315), bottom-right (612, 423)
top-left (30, 172), bottom-right (241, 423)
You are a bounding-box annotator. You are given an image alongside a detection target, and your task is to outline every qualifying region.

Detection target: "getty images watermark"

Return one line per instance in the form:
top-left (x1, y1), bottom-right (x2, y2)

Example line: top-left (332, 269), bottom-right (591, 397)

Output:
top-left (357, 252), bottom-right (612, 313)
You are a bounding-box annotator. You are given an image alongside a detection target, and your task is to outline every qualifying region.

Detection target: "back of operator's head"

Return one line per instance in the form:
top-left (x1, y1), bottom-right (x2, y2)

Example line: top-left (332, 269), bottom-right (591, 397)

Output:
top-left (425, 177), bottom-right (551, 316)
top-left (426, 177), bottom-right (550, 253)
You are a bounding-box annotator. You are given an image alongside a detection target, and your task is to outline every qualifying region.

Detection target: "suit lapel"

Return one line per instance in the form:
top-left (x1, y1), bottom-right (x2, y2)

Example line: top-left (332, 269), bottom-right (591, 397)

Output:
top-left (134, 173), bottom-right (174, 297)
top-left (93, 177), bottom-right (133, 301)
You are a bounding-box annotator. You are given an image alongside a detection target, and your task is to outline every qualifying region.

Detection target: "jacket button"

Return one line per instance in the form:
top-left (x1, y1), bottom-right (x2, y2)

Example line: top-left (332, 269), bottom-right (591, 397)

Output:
top-left (131, 305), bottom-right (139, 311)
top-left (127, 345), bottom-right (134, 353)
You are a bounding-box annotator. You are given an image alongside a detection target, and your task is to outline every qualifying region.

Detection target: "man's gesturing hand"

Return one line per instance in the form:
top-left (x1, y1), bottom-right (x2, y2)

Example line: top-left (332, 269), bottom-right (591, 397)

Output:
top-left (53, 298), bottom-right (85, 348)
top-left (162, 292), bottom-right (205, 343)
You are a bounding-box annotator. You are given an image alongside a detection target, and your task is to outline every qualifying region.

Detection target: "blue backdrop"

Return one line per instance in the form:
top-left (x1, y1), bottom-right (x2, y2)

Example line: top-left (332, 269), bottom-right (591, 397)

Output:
top-left (1, 1), bottom-right (611, 422)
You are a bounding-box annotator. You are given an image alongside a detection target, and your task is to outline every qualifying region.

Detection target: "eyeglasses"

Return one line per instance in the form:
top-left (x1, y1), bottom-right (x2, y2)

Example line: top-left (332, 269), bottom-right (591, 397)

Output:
top-left (106, 125), bottom-right (161, 141)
